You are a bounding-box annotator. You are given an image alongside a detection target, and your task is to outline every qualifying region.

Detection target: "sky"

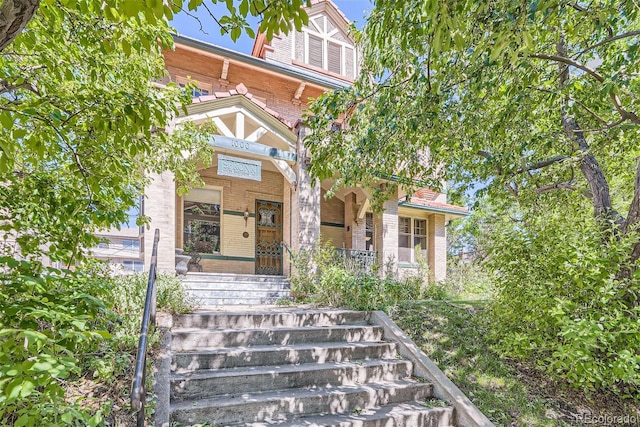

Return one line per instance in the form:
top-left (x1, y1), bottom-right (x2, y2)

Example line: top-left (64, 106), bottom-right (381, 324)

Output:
top-left (170, 1), bottom-right (372, 54)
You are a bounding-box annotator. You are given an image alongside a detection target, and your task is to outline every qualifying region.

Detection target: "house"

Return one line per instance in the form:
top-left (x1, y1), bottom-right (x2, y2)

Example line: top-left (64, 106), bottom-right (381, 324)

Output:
top-left (101, 0), bottom-right (468, 280)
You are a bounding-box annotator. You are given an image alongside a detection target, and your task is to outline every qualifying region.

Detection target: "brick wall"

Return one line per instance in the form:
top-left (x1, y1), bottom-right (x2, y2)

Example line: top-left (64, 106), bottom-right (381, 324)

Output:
top-left (265, 35), bottom-right (292, 64)
top-left (428, 213), bottom-right (447, 281)
top-left (144, 171), bottom-right (176, 273)
top-left (173, 165), bottom-right (287, 274)
top-left (164, 47), bottom-right (328, 125)
top-left (320, 189), bottom-right (344, 224)
top-left (294, 127), bottom-right (320, 252)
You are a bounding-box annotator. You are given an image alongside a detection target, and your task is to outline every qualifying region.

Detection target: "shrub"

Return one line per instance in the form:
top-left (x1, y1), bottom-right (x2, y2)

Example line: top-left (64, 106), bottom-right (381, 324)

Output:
top-left (0, 258), bottom-right (195, 426)
top-left (484, 197), bottom-right (640, 395)
top-left (289, 242), bottom-right (423, 311)
top-left (0, 258), bottom-right (111, 426)
top-left (444, 258), bottom-right (494, 300)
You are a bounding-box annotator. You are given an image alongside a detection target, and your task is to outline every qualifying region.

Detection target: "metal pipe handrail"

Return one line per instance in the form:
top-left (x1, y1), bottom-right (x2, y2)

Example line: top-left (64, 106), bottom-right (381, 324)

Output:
top-left (131, 228), bottom-right (160, 427)
top-left (280, 241), bottom-right (294, 260)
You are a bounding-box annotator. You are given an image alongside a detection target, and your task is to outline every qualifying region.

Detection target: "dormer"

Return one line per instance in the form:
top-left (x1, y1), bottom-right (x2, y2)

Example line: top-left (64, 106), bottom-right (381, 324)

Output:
top-left (251, 0), bottom-right (358, 81)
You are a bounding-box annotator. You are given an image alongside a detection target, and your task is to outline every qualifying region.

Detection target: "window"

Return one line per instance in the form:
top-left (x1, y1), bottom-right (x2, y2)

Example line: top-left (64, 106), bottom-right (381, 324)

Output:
top-left (302, 15), bottom-right (355, 78)
top-left (122, 260), bottom-right (144, 272)
top-left (175, 76), bottom-right (212, 98)
top-left (122, 239), bottom-right (140, 251)
top-left (399, 217), bottom-right (411, 248)
top-left (365, 212), bottom-right (374, 251)
top-left (183, 188), bottom-right (221, 254)
top-left (398, 216), bottom-right (428, 263)
top-left (327, 42), bottom-right (342, 74)
top-left (414, 219), bottom-right (427, 250)
top-left (308, 35), bottom-right (323, 68)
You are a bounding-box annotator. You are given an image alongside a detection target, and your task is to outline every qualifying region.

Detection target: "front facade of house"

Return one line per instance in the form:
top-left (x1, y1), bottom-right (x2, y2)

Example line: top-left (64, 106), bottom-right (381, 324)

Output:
top-left (98, 0), bottom-right (467, 280)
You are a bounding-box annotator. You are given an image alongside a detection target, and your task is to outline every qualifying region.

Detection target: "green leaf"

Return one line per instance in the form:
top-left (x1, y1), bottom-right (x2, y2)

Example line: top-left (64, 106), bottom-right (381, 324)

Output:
top-left (239, 0), bottom-right (249, 17)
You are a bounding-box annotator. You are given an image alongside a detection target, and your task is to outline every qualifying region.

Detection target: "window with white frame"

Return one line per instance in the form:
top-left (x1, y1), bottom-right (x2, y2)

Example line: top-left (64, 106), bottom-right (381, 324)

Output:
top-left (398, 216), bottom-right (428, 263)
top-left (122, 239), bottom-right (140, 251)
top-left (122, 260), bottom-right (144, 272)
top-left (365, 212), bottom-right (374, 251)
top-left (302, 14), bottom-right (356, 78)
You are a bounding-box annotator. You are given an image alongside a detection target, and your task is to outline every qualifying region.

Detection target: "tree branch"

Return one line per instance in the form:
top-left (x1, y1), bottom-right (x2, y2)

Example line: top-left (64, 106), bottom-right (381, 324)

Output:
top-left (0, 0), bottom-right (40, 52)
top-left (623, 158), bottom-right (640, 235)
top-left (0, 78), bottom-right (39, 95)
top-left (535, 181), bottom-right (577, 193)
top-left (577, 30), bottom-right (640, 56)
top-left (179, 7), bottom-right (209, 35)
top-left (530, 53), bottom-right (604, 82)
top-left (515, 155), bottom-right (569, 174)
top-left (531, 53), bottom-right (640, 125)
top-left (201, 2), bottom-right (229, 35)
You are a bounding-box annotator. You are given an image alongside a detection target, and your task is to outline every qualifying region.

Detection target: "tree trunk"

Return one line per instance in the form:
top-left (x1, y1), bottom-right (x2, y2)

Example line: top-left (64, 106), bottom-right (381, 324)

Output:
top-left (562, 117), bottom-right (624, 226)
top-left (616, 159), bottom-right (640, 284)
top-left (0, 0), bottom-right (40, 52)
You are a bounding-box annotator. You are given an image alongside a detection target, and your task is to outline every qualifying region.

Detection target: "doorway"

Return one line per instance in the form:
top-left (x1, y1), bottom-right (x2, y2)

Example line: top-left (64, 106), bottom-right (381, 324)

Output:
top-left (255, 200), bottom-right (283, 275)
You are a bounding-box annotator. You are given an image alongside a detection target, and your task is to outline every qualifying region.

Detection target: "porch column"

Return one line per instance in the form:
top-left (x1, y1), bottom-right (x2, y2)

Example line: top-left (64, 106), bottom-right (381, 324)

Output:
top-left (351, 219), bottom-right (366, 251)
top-left (144, 171), bottom-right (176, 273)
top-left (344, 192), bottom-right (367, 250)
top-left (428, 214), bottom-right (447, 282)
top-left (293, 125), bottom-right (320, 252)
top-left (374, 195), bottom-right (399, 276)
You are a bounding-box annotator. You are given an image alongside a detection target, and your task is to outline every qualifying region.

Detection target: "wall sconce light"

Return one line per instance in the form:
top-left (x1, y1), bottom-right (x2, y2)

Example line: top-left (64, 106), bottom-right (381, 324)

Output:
top-left (243, 208), bottom-right (250, 225)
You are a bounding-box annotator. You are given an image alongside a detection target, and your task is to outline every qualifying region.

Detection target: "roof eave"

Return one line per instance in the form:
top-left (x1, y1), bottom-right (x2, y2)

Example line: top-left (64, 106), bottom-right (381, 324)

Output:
top-left (171, 34), bottom-right (350, 90)
top-left (398, 201), bottom-right (470, 218)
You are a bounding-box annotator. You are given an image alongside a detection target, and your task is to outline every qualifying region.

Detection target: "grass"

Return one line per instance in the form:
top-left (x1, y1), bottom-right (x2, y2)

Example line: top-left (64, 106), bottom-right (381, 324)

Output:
top-left (390, 300), bottom-right (640, 426)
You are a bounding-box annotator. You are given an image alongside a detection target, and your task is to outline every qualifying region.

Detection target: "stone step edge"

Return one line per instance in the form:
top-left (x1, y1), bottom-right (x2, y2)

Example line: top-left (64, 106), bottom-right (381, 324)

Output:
top-left (177, 309), bottom-right (365, 316)
top-left (171, 341), bottom-right (396, 357)
top-left (170, 358), bottom-right (411, 382)
top-left (170, 324), bottom-right (381, 334)
top-left (169, 379), bottom-right (433, 413)
top-left (241, 402), bottom-right (454, 427)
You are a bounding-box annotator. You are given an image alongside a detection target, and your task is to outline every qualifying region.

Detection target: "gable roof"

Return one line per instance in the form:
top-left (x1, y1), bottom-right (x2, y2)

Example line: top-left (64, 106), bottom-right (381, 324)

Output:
top-left (187, 83), bottom-right (295, 130)
top-left (251, 0), bottom-right (354, 59)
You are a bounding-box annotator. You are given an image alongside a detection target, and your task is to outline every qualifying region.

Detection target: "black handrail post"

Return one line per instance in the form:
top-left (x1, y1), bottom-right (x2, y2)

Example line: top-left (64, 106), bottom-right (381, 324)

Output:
top-left (131, 228), bottom-right (160, 427)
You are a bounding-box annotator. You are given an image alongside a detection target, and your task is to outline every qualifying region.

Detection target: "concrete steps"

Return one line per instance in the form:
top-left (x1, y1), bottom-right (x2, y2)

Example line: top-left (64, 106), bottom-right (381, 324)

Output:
top-left (166, 309), bottom-right (456, 426)
top-left (181, 273), bottom-right (291, 306)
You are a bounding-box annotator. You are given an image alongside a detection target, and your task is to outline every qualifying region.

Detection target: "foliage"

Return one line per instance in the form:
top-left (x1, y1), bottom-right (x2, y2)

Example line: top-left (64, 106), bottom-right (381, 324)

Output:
top-left (392, 300), bottom-right (640, 426)
top-left (0, 0), bottom-right (310, 424)
top-left (307, 0), bottom-right (640, 222)
top-left (289, 242), bottom-right (425, 311)
top-left (108, 272), bottom-right (195, 346)
top-left (444, 257), bottom-right (494, 300)
top-left (482, 193), bottom-right (640, 395)
top-left (306, 0), bottom-right (640, 267)
top-left (0, 258), bottom-right (194, 426)
top-left (0, 5), bottom-right (217, 265)
top-left (0, 258), bottom-right (111, 426)
top-left (306, 0), bottom-right (640, 393)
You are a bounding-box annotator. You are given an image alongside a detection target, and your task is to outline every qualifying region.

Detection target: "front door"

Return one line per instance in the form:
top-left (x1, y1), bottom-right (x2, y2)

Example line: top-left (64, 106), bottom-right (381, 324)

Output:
top-left (255, 200), bottom-right (283, 275)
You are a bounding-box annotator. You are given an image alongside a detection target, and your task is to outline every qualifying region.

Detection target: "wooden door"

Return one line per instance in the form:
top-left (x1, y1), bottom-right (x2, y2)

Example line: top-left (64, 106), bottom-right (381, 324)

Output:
top-left (255, 200), bottom-right (283, 275)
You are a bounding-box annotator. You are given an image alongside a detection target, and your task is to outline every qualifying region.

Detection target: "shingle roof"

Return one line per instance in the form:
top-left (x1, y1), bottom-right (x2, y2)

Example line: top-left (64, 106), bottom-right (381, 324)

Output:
top-left (189, 83), bottom-right (295, 129)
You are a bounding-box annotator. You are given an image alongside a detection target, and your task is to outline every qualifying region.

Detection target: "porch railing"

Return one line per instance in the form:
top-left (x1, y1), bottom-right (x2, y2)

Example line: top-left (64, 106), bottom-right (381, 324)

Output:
top-left (131, 228), bottom-right (160, 427)
top-left (335, 248), bottom-right (378, 273)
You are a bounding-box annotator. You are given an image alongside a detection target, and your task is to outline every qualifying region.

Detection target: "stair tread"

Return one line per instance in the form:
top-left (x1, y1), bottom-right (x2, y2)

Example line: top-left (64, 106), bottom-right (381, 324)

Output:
top-left (173, 341), bottom-right (395, 356)
top-left (170, 358), bottom-right (410, 381)
top-left (179, 309), bottom-right (363, 316)
top-left (171, 324), bottom-right (381, 334)
top-left (169, 379), bottom-right (431, 412)
top-left (242, 403), bottom-right (453, 426)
